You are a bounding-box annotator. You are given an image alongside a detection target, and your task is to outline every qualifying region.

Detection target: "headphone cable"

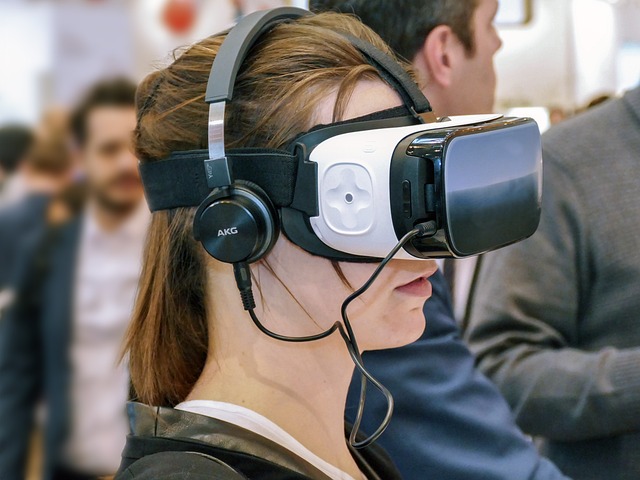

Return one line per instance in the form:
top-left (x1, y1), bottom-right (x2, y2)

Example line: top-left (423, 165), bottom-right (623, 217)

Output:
top-left (234, 220), bottom-right (437, 448)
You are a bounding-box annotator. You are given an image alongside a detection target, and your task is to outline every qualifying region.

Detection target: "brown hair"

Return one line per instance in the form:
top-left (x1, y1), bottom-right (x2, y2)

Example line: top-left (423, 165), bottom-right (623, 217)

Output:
top-left (26, 136), bottom-right (72, 176)
top-left (125, 12), bottom-right (411, 407)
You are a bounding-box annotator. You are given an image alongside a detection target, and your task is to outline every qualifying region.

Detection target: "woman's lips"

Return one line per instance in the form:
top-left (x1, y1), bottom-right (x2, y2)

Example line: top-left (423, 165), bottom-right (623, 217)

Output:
top-left (395, 276), bottom-right (433, 297)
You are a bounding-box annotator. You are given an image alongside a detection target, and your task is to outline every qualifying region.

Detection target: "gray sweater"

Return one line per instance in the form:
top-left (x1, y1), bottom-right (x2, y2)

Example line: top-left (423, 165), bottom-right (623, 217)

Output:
top-left (466, 86), bottom-right (640, 480)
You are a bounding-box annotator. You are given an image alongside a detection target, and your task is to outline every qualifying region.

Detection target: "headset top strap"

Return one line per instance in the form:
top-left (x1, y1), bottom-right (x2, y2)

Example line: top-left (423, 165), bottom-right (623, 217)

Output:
top-left (341, 34), bottom-right (432, 117)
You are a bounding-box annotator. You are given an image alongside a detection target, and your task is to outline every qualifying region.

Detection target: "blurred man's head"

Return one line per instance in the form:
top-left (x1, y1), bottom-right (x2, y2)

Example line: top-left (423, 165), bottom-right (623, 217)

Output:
top-left (70, 78), bottom-right (142, 215)
top-left (38, 106), bottom-right (70, 142)
top-left (310, 0), bottom-right (502, 116)
top-left (20, 135), bottom-right (73, 193)
top-left (0, 125), bottom-right (34, 182)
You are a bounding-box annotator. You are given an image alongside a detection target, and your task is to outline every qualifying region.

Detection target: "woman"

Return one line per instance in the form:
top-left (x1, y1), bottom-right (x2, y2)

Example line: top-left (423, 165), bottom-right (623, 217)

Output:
top-left (117, 11), bottom-right (437, 480)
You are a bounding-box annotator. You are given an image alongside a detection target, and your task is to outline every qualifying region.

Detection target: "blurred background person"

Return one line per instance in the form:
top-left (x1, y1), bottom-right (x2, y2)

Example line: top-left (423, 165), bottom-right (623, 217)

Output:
top-left (310, 0), bottom-right (500, 321)
top-left (0, 134), bottom-right (73, 313)
top-left (0, 125), bottom-right (35, 207)
top-left (310, 1), bottom-right (567, 479)
top-left (467, 85), bottom-right (640, 480)
top-left (0, 77), bottom-right (149, 480)
top-left (548, 106), bottom-right (568, 125)
top-left (313, 0), bottom-right (501, 116)
top-left (38, 107), bottom-right (71, 144)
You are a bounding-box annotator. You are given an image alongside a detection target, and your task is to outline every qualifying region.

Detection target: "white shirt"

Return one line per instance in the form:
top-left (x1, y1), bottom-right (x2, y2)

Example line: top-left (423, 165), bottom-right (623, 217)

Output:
top-left (63, 202), bottom-right (150, 474)
top-left (0, 173), bottom-right (28, 208)
top-left (450, 256), bottom-right (479, 322)
top-left (176, 400), bottom-right (361, 480)
top-left (436, 257), bottom-right (479, 322)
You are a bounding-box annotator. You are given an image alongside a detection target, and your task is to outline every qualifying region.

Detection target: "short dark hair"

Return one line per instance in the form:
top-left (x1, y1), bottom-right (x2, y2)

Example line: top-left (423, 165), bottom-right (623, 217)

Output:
top-left (310, 0), bottom-right (479, 61)
top-left (0, 125), bottom-right (34, 174)
top-left (70, 77), bottom-right (137, 146)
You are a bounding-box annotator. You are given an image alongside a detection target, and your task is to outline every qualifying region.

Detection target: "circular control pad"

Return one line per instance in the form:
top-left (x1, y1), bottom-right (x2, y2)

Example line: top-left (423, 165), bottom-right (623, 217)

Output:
top-left (321, 164), bottom-right (374, 234)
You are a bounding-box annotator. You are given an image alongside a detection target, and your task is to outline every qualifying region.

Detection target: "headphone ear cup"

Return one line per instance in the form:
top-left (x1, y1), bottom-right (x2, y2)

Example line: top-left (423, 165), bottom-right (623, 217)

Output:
top-left (194, 181), bottom-right (279, 264)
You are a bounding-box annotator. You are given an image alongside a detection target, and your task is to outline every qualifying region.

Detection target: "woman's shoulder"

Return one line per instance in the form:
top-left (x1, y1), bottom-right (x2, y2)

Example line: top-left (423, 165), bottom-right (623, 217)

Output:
top-left (115, 451), bottom-right (245, 480)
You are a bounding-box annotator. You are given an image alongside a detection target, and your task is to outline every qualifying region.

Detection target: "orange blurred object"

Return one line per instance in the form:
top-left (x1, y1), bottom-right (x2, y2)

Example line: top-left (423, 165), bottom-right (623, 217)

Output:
top-left (162, 0), bottom-right (197, 35)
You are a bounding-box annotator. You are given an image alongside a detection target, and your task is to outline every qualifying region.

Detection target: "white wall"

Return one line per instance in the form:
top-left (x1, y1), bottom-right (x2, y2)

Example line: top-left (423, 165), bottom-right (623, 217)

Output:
top-left (617, 1), bottom-right (640, 92)
top-left (495, 0), bottom-right (634, 111)
top-left (133, 0), bottom-right (309, 81)
top-left (571, 0), bottom-right (618, 107)
top-left (495, 0), bottom-right (575, 110)
top-left (0, 4), bottom-right (53, 124)
top-left (53, 3), bottom-right (134, 107)
top-left (0, 0), bottom-right (309, 125)
top-left (2, 0), bottom-right (636, 124)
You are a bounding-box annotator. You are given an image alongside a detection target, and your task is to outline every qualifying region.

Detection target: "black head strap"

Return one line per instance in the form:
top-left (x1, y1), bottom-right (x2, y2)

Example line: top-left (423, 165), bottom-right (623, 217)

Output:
top-left (140, 106), bottom-right (419, 212)
top-left (140, 149), bottom-right (297, 212)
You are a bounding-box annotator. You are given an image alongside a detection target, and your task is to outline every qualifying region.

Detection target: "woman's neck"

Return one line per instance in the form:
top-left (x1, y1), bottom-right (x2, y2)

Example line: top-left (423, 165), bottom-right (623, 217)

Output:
top-left (187, 280), bottom-right (363, 479)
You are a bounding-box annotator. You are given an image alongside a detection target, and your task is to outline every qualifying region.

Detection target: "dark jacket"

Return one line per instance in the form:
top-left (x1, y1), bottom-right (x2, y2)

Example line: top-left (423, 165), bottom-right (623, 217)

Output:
top-left (0, 193), bottom-right (50, 291)
top-left (0, 218), bottom-right (81, 480)
top-left (346, 270), bottom-right (569, 480)
top-left (116, 403), bottom-right (402, 480)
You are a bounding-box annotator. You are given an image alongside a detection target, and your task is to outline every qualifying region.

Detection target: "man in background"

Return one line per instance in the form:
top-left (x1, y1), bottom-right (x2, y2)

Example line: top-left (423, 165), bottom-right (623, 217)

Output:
top-left (467, 86), bottom-right (640, 480)
top-left (0, 78), bottom-right (149, 480)
top-left (314, 0), bottom-right (498, 320)
top-left (311, 1), bottom-right (567, 479)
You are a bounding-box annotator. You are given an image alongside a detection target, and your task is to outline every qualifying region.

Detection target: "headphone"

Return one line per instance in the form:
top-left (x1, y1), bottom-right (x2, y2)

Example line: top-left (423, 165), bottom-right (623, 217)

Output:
top-left (191, 8), bottom-right (305, 265)
top-left (185, 7), bottom-right (434, 266)
top-left (193, 180), bottom-right (278, 264)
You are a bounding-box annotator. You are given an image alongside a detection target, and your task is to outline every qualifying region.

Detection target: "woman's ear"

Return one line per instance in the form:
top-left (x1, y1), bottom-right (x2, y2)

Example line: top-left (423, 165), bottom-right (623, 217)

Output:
top-left (415, 24), bottom-right (460, 89)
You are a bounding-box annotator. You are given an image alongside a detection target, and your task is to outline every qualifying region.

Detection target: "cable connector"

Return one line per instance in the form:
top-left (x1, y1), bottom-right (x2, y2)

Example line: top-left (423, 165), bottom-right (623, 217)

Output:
top-left (233, 262), bottom-right (256, 310)
top-left (414, 220), bottom-right (437, 238)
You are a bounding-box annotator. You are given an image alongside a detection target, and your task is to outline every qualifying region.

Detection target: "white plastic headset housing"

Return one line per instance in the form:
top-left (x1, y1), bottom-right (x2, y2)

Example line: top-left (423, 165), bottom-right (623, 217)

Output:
top-left (309, 114), bottom-right (503, 260)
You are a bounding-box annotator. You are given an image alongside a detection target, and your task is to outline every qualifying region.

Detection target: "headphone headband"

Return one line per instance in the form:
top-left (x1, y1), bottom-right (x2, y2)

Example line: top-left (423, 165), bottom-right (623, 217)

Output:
top-left (205, 8), bottom-right (312, 165)
top-left (205, 7), bottom-right (312, 104)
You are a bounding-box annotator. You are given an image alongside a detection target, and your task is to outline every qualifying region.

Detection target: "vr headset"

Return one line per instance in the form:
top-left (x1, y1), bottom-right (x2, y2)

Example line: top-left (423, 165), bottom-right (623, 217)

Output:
top-left (140, 7), bottom-right (542, 264)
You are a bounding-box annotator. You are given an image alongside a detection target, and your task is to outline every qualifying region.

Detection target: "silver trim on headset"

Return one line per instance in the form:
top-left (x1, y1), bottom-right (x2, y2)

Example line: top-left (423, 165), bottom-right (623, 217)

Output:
top-left (208, 102), bottom-right (226, 161)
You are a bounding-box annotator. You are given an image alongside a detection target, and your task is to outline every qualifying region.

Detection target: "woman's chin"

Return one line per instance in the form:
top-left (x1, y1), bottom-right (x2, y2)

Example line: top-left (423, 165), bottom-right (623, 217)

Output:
top-left (365, 308), bottom-right (426, 351)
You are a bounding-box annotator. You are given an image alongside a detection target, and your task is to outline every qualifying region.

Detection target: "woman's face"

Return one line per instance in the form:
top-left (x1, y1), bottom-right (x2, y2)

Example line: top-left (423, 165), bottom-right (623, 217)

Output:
top-left (256, 80), bottom-right (438, 351)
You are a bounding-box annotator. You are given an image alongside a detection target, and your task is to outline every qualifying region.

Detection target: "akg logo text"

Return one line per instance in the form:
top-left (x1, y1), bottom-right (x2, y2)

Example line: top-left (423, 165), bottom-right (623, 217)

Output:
top-left (218, 227), bottom-right (239, 237)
